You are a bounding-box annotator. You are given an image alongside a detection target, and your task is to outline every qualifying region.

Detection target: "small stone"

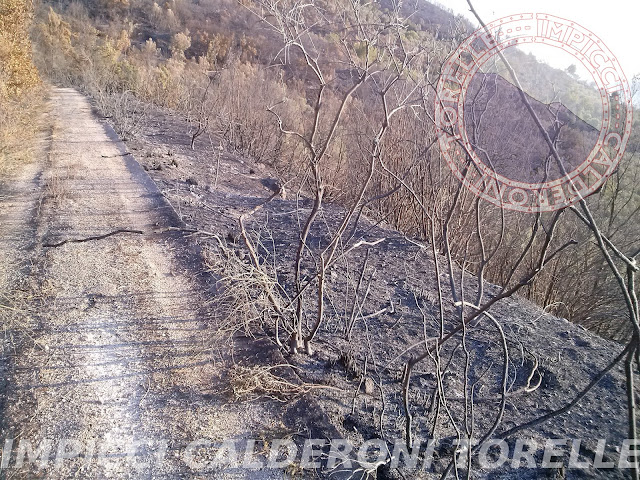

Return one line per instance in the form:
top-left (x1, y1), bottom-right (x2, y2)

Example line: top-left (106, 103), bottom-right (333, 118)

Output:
top-left (363, 377), bottom-right (375, 395)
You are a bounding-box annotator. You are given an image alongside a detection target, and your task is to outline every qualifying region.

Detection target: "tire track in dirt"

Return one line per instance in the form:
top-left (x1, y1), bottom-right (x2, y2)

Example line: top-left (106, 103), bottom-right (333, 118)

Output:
top-left (0, 88), bottom-right (288, 479)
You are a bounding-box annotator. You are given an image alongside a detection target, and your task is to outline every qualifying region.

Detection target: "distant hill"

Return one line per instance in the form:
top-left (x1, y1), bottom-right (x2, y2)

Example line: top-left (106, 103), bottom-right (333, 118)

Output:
top-left (464, 72), bottom-right (600, 184)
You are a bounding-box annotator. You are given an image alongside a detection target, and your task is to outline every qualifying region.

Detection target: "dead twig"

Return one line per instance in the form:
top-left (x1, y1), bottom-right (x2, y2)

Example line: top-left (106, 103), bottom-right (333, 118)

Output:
top-left (100, 152), bottom-right (132, 158)
top-left (228, 364), bottom-right (342, 402)
top-left (43, 229), bottom-right (144, 247)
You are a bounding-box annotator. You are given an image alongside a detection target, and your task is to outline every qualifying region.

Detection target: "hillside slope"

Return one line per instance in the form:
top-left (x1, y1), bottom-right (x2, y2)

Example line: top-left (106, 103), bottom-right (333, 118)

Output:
top-left (116, 97), bottom-right (631, 479)
top-left (465, 72), bottom-right (600, 184)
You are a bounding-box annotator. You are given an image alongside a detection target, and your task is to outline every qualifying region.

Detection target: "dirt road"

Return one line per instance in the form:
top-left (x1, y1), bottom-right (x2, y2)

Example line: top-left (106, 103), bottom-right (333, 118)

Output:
top-left (0, 88), bottom-right (288, 479)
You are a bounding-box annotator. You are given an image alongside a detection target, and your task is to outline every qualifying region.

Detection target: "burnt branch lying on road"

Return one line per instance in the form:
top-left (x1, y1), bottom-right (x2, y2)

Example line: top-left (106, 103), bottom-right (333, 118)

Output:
top-left (100, 152), bottom-right (132, 158)
top-left (42, 226), bottom-right (229, 248)
top-left (42, 229), bottom-right (144, 247)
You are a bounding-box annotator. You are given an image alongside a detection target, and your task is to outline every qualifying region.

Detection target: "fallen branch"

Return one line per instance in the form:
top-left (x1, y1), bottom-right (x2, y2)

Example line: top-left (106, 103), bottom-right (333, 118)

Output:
top-left (228, 364), bottom-right (342, 402)
top-left (100, 152), bottom-right (132, 158)
top-left (43, 229), bottom-right (144, 248)
top-left (43, 225), bottom-right (235, 249)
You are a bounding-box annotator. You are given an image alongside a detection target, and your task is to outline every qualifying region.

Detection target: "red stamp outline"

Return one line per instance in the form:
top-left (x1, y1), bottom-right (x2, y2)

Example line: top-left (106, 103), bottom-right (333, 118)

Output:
top-left (435, 13), bottom-right (633, 212)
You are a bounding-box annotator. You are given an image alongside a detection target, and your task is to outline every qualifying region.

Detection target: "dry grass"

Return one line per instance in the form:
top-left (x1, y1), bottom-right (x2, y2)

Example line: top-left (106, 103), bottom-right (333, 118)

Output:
top-left (0, 266), bottom-right (49, 354)
top-left (0, 89), bottom-right (55, 352)
top-left (204, 235), bottom-right (284, 338)
top-left (228, 364), bottom-right (337, 402)
top-left (0, 86), bottom-right (48, 175)
top-left (43, 162), bottom-right (73, 204)
top-left (94, 90), bottom-right (148, 141)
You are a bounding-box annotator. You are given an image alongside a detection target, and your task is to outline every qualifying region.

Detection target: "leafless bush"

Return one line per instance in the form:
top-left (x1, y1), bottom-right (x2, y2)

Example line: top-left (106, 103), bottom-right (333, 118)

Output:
top-left (391, 4), bottom-right (640, 478)
top-left (94, 89), bottom-right (148, 140)
top-left (204, 233), bottom-right (285, 338)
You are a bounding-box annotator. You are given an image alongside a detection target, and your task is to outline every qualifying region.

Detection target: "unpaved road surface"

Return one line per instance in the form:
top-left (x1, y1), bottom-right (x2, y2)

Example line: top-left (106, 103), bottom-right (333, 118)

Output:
top-left (0, 88), bottom-right (289, 479)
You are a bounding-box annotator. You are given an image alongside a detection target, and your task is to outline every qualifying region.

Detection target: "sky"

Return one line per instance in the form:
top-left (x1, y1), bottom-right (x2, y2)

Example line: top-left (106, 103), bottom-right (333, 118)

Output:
top-left (437, 0), bottom-right (639, 94)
